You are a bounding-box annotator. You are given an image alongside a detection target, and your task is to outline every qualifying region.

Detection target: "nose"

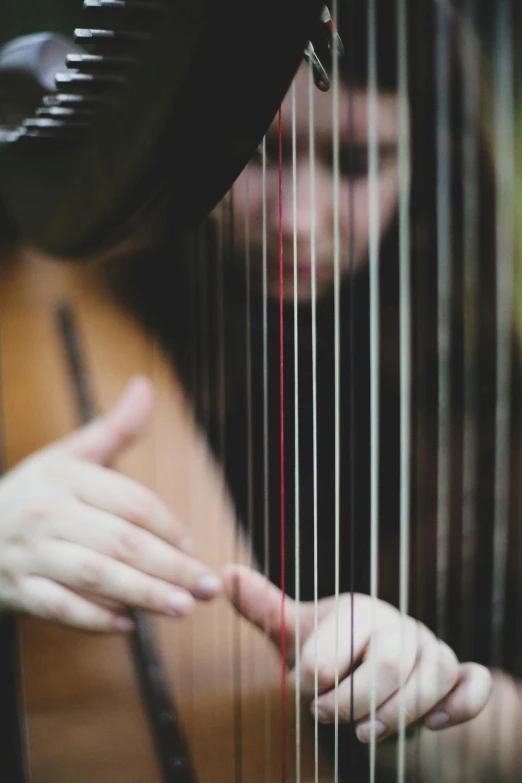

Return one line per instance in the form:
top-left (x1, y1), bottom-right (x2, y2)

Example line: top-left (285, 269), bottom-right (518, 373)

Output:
top-left (270, 163), bottom-right (314, 245)
top-left (274, 162), bottom-right (333, 251)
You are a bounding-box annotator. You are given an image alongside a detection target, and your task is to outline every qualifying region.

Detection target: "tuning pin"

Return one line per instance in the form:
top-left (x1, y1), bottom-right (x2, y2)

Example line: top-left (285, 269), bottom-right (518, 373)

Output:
top-left (74, 28), bottom-right (149, 45)
top-left (303, 41), bottom-right (329, 92)
top-left (320, 6), bottom-right (345, 57)
top-left (83, 0), bottom-right (166, 12)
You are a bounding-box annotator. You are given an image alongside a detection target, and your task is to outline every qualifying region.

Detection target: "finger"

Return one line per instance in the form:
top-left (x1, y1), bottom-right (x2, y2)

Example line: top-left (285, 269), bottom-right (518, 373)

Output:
top-left (58, 460), bottom-right (193, 553)
top-left (313, 621), bottom-right (421, 726)
top-left (299, 594), bottom-right (394, 697)
top-left (19, 575), bottom-right (133, 633)
top-left (353, 637), bottom-right (459, 742)
top-left (423, 662), bottom-right (492, 730)
top-left (49, 501), bottom-right (221, 599)
top-left (53, 376), bottom-right (154, 465)
top-left (222, 564), bottom-right (314, 666)
top-left (32, 539), bottom-right (197, 617)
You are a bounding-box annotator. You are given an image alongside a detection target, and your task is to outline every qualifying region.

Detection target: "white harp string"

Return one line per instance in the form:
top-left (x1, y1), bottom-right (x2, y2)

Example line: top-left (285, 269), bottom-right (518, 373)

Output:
top-left (307, 56), bottom-right (320, 783)
top-left (291, 78), bottom-right (302, 783)
top-left (261, 133), bottom-right (273, 783)
top-left (435, 8), bottom-right (452, 778)
top-left (245, 164), bottom-right (255, 560)
top-left (367, 0), bottom-right (380, 778)
top-left (397, 0), bottom-right (412, 779)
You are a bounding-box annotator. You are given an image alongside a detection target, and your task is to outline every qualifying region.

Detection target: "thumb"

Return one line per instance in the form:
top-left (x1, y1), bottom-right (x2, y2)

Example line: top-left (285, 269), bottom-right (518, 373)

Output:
top-left (222, 564), bottom-right (320, 667)
top-left (53, 376), bottom-right (155, 465)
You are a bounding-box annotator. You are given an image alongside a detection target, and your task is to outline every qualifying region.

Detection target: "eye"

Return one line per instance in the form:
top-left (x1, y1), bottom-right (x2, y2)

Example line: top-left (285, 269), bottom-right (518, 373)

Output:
top-left (338, 145), bottom-right (369, 179)
top-left (336, 143), bottom-right (398, 180)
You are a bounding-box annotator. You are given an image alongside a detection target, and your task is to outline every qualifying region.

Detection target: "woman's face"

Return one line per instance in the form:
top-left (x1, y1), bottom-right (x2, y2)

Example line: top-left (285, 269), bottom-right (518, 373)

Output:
top-left (228, 64), bottom-right (402, 302)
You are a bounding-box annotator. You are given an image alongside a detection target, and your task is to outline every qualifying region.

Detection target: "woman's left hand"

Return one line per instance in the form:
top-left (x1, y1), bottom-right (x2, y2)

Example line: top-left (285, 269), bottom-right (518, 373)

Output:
top-left (222, 565), bottom-right (492, 744)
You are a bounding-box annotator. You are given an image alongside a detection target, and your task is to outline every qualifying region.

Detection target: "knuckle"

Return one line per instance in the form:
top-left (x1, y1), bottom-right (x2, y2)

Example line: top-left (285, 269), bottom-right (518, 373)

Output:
top-left (301, 655), bottom-right (336, 691)
top-left (316, 661), bottom-right (337, 691)
top-left (25, 498), bottom-right (53, 527)
top-left (140, 584), bottom-right (163, 612)
top-left (44, 456), bottom-right (71, 483)
top-left (78, 556), bottom-right (106, 591)
top-left (129, 489), bottom-right (156, 527)
top-left (37, 595), bottom-right (70, 624)
top-left (435, 642), bottom-right (459, 687)
top-left (377, 655), bottom-right (402, 690)
top-left (0, 547), bottom-right (24, 586)
top-left (112, 527), bottom-right (145, 565)
top-left (337, 701), bottom-right (353, 723)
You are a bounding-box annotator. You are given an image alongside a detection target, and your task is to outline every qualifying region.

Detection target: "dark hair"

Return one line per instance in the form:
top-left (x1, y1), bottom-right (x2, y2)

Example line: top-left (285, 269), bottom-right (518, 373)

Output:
top-left (327, 0), bottom-right (521, 671)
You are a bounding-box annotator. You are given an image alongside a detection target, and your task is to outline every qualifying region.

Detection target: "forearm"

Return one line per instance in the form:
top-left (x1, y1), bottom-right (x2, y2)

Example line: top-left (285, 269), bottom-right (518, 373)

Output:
top-left (375, 670), bottom-right (522, 782)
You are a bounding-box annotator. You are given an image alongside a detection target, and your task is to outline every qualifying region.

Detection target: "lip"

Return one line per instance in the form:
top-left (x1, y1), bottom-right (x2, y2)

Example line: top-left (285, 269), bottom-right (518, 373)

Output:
top-left (267, 258), bottom-right (331, 278)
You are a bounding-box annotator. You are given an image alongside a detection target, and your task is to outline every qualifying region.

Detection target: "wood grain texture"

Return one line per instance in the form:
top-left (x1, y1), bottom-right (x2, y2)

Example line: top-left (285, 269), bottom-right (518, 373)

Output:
top-left (0, 249), bottom-right (333, 782)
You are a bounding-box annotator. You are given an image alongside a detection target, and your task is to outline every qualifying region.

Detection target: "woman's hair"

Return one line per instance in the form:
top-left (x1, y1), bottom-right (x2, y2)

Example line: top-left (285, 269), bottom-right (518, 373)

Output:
top-left (327, 0), bottom-right (521, 671)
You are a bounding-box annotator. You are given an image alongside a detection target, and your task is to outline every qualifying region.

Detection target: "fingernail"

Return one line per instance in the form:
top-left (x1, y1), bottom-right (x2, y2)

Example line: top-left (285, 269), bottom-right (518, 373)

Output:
top-left (195, 574), bottom-right (222, 599)
top-left (425, 710), bottom-right (450, 730)
top-left (355, 719), bottom-right (387, 744)
top-left (167, 591), bottom-right (194, 616)
top-left (114, 615), bottom-right (133, 632)
top-left (179, 537), bottom-right (194, 555)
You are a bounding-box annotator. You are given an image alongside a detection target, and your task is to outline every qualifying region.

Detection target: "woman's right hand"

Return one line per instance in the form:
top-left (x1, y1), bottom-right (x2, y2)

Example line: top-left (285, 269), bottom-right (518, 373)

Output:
top-left (0, 376), bottom-right (221, 632)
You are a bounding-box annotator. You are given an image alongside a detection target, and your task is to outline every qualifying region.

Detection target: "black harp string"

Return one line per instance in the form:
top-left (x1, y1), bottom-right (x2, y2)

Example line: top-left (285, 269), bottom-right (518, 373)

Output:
top-left (55, 303), bottom-right (197, 783)
top-left (434, 6), bottom-right (452, 780)
top-left (331, 1), bottom-right (342, 781)
top-left (491, 0), bottom-right (514, 673)
top-left (491, 3), bottom-right (515, 769)
top-left (397, 0), bottom-right (412, 779)
top-left (460, 0), bottom-right (479, 675)
top-left (459, 1), bottom-right (479, 778)
top-left (307, 49), bottom-right (320, 783)
top-left (435, 0), bottom-right (452, 657)
top-left (367, 0), bottom-right (380, 777)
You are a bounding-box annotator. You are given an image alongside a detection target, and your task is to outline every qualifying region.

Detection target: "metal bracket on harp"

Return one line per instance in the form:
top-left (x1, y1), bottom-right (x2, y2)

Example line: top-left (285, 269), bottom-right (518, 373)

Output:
top-left (304, 5), bottom-right (344, 92)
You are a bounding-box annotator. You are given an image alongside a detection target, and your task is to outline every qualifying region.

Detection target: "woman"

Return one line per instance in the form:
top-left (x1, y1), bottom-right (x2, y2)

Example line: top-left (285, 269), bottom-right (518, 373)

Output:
top-left (0, 0), bottom-right (516, 778)
top-left (107, 0), bottom-right (521, 778)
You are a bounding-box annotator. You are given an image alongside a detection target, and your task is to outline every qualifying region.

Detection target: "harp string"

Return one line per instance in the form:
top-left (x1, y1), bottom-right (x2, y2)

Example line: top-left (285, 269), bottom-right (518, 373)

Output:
top-left (307, 54), bottom-right (320, 783)
top-left (277, 103), bottom-right (288, 783)
top-left (260, 131), bottom-right (273, 783)
top-left (397, 0), bottom-right (412, 779)
top-left (346, 4), bottom-right (357, 775)
top-left (460, 0), bottom-right (479, 673)
top-left (330, 0), bottom-right (341, 780)
top-left (367, 0), bottom-right (381, 778)
top-left (245, 163), bottom-right (255, 558)
top-left (434, 8), bottom-right (453, 779)
top-left (459, 2), bottom-right (479, 776)
top-left (291, 78), bottom-right (302, 783)
top-left (435, 0), bottom-right (452, 655)
top-left (492, 0), bottom-right (514, 671)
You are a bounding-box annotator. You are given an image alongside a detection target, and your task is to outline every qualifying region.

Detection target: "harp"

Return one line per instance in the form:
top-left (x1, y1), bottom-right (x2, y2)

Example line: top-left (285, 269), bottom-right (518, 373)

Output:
top-left (0, 0), bottom-right (521, 781)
